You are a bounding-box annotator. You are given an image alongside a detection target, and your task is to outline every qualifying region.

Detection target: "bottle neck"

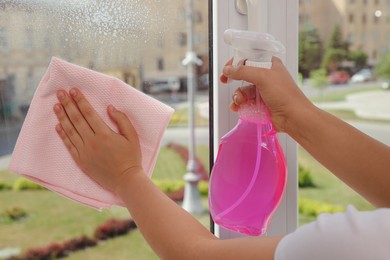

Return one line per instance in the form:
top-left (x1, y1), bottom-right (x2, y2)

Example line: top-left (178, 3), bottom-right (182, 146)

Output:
top-left (238, 97), bottom-right (271, 124)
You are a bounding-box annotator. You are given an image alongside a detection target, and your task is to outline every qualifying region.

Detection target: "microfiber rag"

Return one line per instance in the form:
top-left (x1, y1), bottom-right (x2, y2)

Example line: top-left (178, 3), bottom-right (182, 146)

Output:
top-left (9, 57), bottom-right (174, 210)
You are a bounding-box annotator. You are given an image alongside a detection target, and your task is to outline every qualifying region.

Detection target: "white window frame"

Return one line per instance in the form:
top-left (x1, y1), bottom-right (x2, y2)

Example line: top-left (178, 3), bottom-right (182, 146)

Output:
top-left (211, 0), bottom-right (298, 238)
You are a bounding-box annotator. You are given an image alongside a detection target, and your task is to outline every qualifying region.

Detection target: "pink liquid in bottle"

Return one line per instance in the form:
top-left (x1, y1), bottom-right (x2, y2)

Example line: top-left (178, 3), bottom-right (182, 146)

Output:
top-left (209, 96), bottom-right (287, 236)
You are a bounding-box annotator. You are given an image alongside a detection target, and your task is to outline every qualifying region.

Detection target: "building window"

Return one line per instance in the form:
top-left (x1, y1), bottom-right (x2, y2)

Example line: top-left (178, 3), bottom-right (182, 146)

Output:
top-left (157, 57), bottom-right (164, 71)
top-left (177, 7), bottom-right (186, 23)
top-left (374, 15), bottom-right (379, 23)
top-left (348, 33), bottom-right (355, 44)
top-left (349, 13), bottom-right (354, 23)
top-left (363, 0), bottom-right (367, 4)
top-left (178, 32), bottom-right (187, 47)
top-left (373, 50), bottom-right (377, 59)
top-left (362, 14), bottom-right (367, 24)
top-left (349, 0), bottom-right (355, 3)
top-left (194, 11), bottom-right (202, 23)
top-left (375, 0), bottom-right (380, 5)
top-left (0, 27), bottom-right (8, 51)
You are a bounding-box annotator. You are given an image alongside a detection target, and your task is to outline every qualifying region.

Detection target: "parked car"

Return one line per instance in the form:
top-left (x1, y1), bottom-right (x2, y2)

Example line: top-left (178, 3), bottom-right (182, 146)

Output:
top-left (350, 68), bottom-right (373, 83)
top-left (328, 71), bottom-right (350, 85)
top-left (142, 77), bottom-right (180, 94)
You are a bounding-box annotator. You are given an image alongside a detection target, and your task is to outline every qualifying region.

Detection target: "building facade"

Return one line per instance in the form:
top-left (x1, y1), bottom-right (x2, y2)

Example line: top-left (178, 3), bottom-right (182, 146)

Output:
top-left (299, 0), bottom-right (390, 65)
top-left (0, 1), bottom-right (208, 114)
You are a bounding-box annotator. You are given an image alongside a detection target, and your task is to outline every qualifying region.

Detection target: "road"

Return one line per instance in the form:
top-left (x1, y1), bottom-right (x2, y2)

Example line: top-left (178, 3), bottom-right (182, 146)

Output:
top-left (300, 80), bottom-right (381, 98)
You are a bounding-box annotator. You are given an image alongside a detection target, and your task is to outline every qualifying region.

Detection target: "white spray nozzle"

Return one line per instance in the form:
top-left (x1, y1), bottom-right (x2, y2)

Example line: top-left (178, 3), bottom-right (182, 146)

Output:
top-left (224, 29), bottom-right (285, 66)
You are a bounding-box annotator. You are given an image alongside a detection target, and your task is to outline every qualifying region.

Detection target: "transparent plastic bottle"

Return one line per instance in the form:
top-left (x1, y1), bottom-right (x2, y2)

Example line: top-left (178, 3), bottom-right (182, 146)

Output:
top-left (209, 29), bottom-right (287, 236)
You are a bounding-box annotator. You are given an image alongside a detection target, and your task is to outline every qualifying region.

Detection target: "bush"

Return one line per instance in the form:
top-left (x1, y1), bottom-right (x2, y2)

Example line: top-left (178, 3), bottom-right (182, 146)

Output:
top-left (16, 236), bottom-right (97, 260)
top-left (299, 197), bottom-right (344, 217)
top-left (153, 179), bottom-right (209, 197)
top-left (20, 242), bottom-right (66, 260)
top-left (153, 179), bottom-right (185, 193)
top-left (12, 178), bottom-right (46, 191)
top-left (309, 68), bottom-right (328, 89)
top-left (62, 235), bottom-right (97, 252)
top-left (2, 207), bottom-right (28, 221)
top-left (94, 218), bottom-right (137, 240)
top-left (198, 181), bottom-right (209, 197)
top-left (0, 180), bottom-right (12, 190)
top-left (298, 165), bottom-right (316, 188)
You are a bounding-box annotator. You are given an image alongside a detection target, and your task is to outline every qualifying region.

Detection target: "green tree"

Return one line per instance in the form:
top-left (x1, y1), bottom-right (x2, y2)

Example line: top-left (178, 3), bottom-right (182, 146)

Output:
top-left (321, 25), bottom-right (349, 70)
top-left (325, 24), bottom-right (348, 50)
top-left (321, 48), bottom-right (348, 71)
top-left (310, 68), bottom-right (328, 101)
top-left (299, 26), bottom-right (323, 78)
top-left (375, 52), bottom-right (390, 79)
top-left (349, 50), bottom-right (368, 70)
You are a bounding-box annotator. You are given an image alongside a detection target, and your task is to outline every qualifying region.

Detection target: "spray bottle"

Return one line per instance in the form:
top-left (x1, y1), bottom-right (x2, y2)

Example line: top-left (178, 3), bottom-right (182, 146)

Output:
top-left (209, 29), bottom-right (287, 236)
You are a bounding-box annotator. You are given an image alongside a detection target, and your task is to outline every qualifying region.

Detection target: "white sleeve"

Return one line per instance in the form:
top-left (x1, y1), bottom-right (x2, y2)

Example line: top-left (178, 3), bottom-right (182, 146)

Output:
top-left (275, 205), bottom-right (390, 260)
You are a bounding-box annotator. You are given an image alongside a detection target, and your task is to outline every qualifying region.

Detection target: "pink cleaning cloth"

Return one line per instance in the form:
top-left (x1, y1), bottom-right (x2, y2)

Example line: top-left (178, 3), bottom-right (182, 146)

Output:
top-left (9, 57), bottom-right (174, 210)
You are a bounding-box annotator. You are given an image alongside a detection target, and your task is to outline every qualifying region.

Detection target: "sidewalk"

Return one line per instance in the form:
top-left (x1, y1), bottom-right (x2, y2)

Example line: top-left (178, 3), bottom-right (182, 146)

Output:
top-left (197, 90), bottom-right (390, 121)
top-left (0, 154), bottom-right (11, 169)
top-left (316, 90), bottom-right (390, 121)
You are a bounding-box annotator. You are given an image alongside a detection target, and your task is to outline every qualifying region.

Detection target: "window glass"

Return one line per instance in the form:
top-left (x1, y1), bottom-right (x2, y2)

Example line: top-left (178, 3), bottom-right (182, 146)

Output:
top-left (298, 0), bottom-right (388, 226)
top-left (0, 0), bottom-right (209, 258)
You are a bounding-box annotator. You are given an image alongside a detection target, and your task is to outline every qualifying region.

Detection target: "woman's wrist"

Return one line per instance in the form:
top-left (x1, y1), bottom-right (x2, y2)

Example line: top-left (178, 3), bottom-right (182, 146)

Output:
top-left (283, 100), bottom-right (318, 141)
top-left (114, 166), bottom-right (145, 198)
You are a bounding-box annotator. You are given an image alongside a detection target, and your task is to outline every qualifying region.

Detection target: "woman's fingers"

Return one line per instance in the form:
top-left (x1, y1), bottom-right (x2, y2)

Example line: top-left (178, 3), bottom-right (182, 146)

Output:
top-left (220, 58), bottom-right (234, 83)
top-left (221, 56), bottom-right (283, 86)
top-left (56, 90), bottom-right (94, 138)
top-left (68, 88), bottom-right (111, 135)
top-left (53, 101), bottom-right (84, 148)
top-left (230, 85), bottom-right (257, 111)
top-left (107, 105), bottom-right (138, 142)
top-left (55, 123), bottom-right (81, 165)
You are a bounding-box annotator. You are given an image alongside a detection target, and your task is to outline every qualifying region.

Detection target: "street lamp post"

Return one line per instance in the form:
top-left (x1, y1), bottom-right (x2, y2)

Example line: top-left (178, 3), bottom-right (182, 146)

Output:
top-left (181, 0), bottom-right (204, 215)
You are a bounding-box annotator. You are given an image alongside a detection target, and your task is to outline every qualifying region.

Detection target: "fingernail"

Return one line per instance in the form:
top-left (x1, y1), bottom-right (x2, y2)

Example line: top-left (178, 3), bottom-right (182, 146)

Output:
top-left (237, 58), bottom-right (247, 66)
top-left (53, 104), bottom-right (61, 113)
top-left (57, 90), bottom-right (65, 100)
top-left (108, 105), bottom-right (116, 113)
top-left (233, 94), bottom-right (238, 104)
top-left (55, 123), bottom-right (62, 132)
top-left (223, 65), bottom-right (233, 75)
top-left (69, 88), bottom-right (77, 97)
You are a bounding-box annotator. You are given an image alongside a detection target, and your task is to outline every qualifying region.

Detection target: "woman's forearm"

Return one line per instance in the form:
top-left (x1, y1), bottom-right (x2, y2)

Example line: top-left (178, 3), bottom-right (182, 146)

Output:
top-left (115, 170), bottom-right (217, 259)
top-left (287, 104), bottom-right (390, 207)
top-left (115, 170), bottom-right (282, 259)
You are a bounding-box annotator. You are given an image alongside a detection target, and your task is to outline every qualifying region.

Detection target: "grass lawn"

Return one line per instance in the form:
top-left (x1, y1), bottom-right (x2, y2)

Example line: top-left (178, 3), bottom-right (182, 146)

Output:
top-left (298, 147), bottom-right (375, 225)
top-left (169, 107), bottom-right (209, 127)
top-left (0, 144), bottom-right (210, 259)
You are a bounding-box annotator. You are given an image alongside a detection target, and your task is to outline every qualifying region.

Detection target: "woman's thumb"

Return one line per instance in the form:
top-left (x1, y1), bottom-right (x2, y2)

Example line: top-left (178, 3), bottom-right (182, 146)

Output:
top-left (108, 105), bottom-right (137, 140)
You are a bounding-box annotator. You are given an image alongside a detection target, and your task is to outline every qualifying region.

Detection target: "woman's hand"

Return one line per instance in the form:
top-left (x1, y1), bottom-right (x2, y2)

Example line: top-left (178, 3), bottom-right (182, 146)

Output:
top-left (53, 88), bottom-right (142, 193)
top-left (220, 57), bottom-right (313, 133)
